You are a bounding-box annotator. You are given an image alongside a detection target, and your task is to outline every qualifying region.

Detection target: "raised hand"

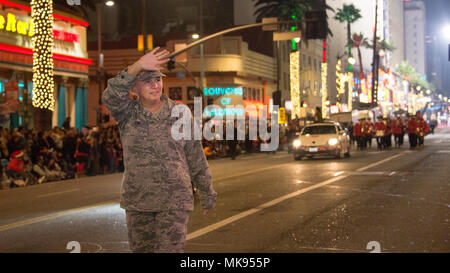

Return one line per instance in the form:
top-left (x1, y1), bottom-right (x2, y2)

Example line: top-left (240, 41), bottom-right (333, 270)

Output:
top-left (127, 47), bottom-right (171, 76)
top-left (138, 47), bottom-right (170, 71)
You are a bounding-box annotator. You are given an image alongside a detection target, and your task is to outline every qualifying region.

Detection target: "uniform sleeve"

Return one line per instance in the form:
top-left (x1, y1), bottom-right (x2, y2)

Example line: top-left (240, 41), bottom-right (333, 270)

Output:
top-left (184, 138), bottom-right (217, 210)
top-left (101, 68), bottom-right (138, 124)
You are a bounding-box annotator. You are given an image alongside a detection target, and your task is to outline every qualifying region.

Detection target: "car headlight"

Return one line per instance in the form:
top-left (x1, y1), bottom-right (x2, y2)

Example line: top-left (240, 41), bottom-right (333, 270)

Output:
top-left (293, 140), bottom-right (301, 147)
top-left (328, 138), bottom-right (339, 146)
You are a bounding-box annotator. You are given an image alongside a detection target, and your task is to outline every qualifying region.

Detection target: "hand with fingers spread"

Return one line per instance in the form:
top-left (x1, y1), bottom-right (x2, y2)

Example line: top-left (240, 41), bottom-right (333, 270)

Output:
top-left (127, 47), bottom-right (171, 76)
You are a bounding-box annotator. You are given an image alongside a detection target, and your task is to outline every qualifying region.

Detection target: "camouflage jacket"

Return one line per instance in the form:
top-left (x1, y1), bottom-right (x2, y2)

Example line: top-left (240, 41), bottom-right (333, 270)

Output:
top-left (102, 68), bottom-right (217, 212)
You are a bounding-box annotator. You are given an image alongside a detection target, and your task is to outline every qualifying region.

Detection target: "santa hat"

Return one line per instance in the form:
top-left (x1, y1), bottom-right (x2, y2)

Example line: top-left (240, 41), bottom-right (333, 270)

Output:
top-left (11, 151), bottom-right (23, 158)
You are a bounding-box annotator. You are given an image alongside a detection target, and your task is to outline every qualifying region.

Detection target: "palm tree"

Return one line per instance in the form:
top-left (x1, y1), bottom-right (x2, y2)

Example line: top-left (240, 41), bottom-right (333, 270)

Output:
top-left (334, 4), bottom-right (362, 60)
top-left (351, 32), bottom-right (369, 80)
top-left (253, 0), bottom-right (333, 35)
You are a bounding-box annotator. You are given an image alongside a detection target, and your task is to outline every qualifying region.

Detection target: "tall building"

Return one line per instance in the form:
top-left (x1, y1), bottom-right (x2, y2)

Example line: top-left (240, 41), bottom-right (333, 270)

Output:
top-left (404, 0), bottom-right (426, 76)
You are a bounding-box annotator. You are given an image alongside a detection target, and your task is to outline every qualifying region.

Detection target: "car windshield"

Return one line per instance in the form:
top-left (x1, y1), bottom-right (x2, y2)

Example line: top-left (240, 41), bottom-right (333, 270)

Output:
top-left (301, 125), bottom-right (337, 135)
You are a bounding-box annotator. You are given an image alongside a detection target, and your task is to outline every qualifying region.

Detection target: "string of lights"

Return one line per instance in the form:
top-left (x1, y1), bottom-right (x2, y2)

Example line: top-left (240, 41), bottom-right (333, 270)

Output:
top-left (31, 0), bottom-right (55, 111)
top-left (290, 51), bottom-right (300, 119)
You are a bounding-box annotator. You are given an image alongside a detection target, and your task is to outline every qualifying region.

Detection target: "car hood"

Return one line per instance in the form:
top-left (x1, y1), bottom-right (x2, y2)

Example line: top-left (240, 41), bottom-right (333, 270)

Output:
top-left (298, 134), bottom-right (338, 146)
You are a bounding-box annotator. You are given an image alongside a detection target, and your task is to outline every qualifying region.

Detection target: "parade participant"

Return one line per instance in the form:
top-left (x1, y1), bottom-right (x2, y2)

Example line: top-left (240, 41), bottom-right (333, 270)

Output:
top-left (407, 115), bottom-right (418, 149)
top-left (417, 114), bottom-right (429, 146)
top-left (385, 118), bottom-right (392, 149)
top-left (364, 118), bottom-right (375, 148)
top-left (102, 47), bottom-right (217, 253)
top-left (392, 117), bottom-right (403, 148)
top-left (353, 118), bottom-right (364, 151)
top-left (374, 116), bottom-right (386, 151)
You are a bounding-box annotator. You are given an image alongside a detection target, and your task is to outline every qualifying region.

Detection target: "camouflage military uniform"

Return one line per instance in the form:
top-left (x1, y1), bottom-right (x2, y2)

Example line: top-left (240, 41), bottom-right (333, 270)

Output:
top-left (102, 68), bottom-right (217, 253)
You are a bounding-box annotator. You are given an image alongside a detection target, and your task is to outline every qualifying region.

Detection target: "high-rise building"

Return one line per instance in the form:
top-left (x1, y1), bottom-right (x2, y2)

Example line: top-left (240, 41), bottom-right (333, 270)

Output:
top-left (404, 0), bottom-right (426, 76)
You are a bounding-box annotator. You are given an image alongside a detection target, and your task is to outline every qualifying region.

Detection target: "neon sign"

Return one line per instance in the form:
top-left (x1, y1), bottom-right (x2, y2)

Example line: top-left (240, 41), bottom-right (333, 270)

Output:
top-left (203, 87), bottom-right (243, 96)
top-left (0, 12), bottom-right (80, 43)
top-left (0, 13), bottom-right (33, 36)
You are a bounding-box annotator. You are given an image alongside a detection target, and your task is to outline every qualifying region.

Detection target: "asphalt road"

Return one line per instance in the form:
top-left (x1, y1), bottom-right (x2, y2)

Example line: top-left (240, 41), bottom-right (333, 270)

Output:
top-left (0, 128), bottom-right (449, 253)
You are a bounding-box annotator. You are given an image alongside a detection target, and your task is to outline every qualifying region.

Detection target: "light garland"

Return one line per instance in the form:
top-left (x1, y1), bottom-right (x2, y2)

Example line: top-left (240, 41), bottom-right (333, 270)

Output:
top-left (321, 62), bottom-right (328, 118)
top-left (31, 0), bottom-right (55, 111)
top-left (290, 51), bottom-right (300, 119)
top-left (346, 72), bottom-right (353, 112)
top-left (336, 59), bottom-right (342, 110)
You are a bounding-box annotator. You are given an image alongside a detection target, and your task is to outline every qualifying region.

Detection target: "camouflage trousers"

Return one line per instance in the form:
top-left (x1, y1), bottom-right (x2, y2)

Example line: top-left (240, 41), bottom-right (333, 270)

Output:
top-left (125, 210), bottom-right (190, 253)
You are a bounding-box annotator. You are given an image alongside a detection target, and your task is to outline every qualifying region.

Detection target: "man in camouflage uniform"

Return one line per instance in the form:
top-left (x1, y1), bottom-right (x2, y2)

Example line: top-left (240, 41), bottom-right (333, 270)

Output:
top-left (102, 47), bottom-right (217, 253)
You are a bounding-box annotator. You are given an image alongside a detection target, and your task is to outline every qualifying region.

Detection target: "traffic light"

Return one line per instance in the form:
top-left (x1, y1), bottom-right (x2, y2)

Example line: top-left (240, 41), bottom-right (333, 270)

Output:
top-left (138, 34), bottom-right (153, 51)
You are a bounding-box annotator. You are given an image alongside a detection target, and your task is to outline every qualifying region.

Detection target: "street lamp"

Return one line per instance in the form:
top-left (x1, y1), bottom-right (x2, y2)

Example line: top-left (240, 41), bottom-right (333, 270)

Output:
top-left (426, 89), bottom-right (431, 95)
top-left (443, 24), bottom-right (450, 40)
top-left (96, 0), bottom-right (115, 125)
top-left (192, 33), bottom-right (200, 40)
top-left (348, 56), bottom-right (356, 65)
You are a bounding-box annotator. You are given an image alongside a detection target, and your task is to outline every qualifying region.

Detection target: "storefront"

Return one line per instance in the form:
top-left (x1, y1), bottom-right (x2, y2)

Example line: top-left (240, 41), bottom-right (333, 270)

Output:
top-left (163, 73), bottom-right (269, 120)
top-left (0, 0), bottom-right (91, 130)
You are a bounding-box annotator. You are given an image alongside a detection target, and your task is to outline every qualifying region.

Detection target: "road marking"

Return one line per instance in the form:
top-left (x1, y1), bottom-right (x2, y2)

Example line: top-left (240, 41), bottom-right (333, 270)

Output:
top-left (213, 163), bottom-right (291, 182)
top-left (187, 152), bottom-right (408, 241)
top-left (0, 200), bottom-right (118, 233)
top-left (356, 152), bottom-right (407, 172)
top-left (187, 174), bottom-right (347, 241)
top-left (436, 150), bottom-right (450, 153)
top-left (388, 171), bottom-right (396, 177)
top-left (36, 188), bottom-right (80, 198)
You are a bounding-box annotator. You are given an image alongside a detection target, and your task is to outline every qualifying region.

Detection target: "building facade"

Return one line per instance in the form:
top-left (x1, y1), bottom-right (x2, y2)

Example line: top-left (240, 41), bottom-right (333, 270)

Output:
top-left (0, 0), bottom-right (91, 130)
top-left (404, 0), bottom-right (426, 76)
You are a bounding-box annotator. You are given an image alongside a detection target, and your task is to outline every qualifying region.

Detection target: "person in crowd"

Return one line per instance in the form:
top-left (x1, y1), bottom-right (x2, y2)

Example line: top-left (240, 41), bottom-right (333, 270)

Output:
top-left (32, 155), bottom-right (56, 183)
top-left (74, 134), bottom-right (90, 174)
top-left (347, 122), bottom-right (354, 147)
top-left (374, 116), bottom-right (386, 151)
top-left (203, 141), bottom-right (217, 159)
top-left (62, 117), bottom-right (71, 130)
top-left (385, 118), bottom-right (392, 149)
top-left (429, 119), bottom-right (437, 134)
top-left (353, 118), bottom-right (364, 151)
top-left (416, 114), bottom-right (429, 147)
top-left (7, 150), bottom-right (30, 187)
top-left (407, 115), bottom-right (418, 149)
top-left (392, 117), bottom-right (403, 148)
top-left (63, 129), bottom-right (77, 167)
top-left (364, 118), bottom-right (374, 149)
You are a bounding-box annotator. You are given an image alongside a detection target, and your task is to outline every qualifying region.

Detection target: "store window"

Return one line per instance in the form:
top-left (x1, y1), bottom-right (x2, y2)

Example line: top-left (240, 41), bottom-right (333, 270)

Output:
top-left (187, 86), bottom-right (200, 100)
top-left (169, 87), bottom-right (182, 100)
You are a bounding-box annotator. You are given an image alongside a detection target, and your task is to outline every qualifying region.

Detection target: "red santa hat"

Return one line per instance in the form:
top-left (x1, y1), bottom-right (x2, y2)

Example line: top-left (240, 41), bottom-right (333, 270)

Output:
top-left (11, 151), bottom-right (23, 158)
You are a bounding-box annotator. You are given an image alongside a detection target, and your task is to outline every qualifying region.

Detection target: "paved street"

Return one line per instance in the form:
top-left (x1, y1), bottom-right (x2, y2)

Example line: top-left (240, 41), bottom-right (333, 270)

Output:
top-left (0, 128), bottom-right (449, 253)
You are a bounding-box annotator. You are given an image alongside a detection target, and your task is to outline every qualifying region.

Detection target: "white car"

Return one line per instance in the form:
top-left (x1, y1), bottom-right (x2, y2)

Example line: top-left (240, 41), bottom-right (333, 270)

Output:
top-left (292, 122), bottom-right (350, 160)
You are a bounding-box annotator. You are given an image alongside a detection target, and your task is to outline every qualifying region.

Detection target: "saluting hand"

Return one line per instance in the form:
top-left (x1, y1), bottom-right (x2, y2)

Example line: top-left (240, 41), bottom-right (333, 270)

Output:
top-left (127, 47), bottom-right (171, 76)
top-left (138, 47), bottom-right (170, 71)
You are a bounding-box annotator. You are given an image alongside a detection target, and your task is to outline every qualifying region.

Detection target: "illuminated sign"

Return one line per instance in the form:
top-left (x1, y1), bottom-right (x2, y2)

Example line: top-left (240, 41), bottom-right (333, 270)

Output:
top-left (0, 13), bottom-right (33, 36)
top-left (203, 87), bottom-right (243, 96)
top-left (203, 86), bottom-right (244, 117)
top-left (53, 29), bottom-right (79, 43)
top-left (0, 12), bottom-right (80, 43)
